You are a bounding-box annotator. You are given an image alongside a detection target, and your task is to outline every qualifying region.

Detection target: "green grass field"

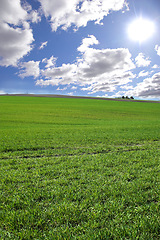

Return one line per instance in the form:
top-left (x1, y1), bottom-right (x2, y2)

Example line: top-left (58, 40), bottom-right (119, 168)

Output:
top-left (0, 96), bottom-right (160, 239)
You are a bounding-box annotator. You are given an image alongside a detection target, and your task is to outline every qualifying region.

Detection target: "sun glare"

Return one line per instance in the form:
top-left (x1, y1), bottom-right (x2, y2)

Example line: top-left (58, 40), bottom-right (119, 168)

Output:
top-left (128, 18), bottom-right (155, 42)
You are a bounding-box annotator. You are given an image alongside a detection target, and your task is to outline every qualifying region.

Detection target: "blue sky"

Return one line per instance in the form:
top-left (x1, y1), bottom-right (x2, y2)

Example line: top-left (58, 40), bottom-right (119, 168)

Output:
top-left (0, 0), bottom-right (160, 100)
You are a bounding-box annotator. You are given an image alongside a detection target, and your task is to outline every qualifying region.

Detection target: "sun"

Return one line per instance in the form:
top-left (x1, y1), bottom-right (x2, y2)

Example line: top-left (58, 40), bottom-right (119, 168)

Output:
top-left (128, 18), bottom-right (155, 42)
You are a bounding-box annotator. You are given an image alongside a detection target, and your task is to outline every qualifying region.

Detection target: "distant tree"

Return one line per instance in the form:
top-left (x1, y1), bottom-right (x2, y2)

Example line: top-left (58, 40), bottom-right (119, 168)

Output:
top-left (126, 96), bottom-right (129, 99)
top-left (122, 96), bottom-right (125, 99)
top-left (130, 96), bottom-right (134, 99)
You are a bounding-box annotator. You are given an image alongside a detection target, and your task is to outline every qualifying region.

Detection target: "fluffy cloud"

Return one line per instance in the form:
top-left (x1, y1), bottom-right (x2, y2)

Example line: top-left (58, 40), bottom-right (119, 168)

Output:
top-left (138, 70), bottom-right (149, 78)
top-left (120, 84), bottom-right (133, 90)
top-left (81, 71), bottom-right (135, 94)
top-left (42, 56), bottom-right (57, 68)
top-left (135, 53), bottom-right (151, 67)
top-left (78, 46), bottom-right (135, 80)
top-left (38, 63), bottom-right (78, 86)
top-left (18, 61), bottom-right (40, 79)
top-left (36, 35), bottom-right (135, 93)
top-left (0, 0), bottom-right (27, 25)
top-left (127, 72), bottom-right (160, 98)
top-left (77, 35), bottom-right (99, 52)
top-left (155, 45), bottom-right (160, 56)
top-left (38, 0), bottom-right (128, 31)
top-left (21, 1), bottom-right (41, 23)
top-left (41, 64), bottom-right (76, 78)
top-left (152, 64), bottom-right (159, 69)
top-left (28, 10), bottom-right (41, 23)
top-left (0, 0), bottom-right (34, 67)
top-left (0, 23), bottom-right (34, 67)
top-left (57, 86), bottom-right (67, 91)
top-left (39, 41), bottom-right (48, 50)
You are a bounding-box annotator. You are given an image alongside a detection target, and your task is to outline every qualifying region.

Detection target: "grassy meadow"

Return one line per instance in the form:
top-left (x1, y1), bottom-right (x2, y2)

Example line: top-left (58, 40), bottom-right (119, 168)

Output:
top-left (0, 96), bottom-right (160, 239)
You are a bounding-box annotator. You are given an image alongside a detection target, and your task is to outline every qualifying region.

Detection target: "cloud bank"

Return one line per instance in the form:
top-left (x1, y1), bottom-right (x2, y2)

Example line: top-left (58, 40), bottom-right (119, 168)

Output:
top-left (36, 35), bottom-right (135, 94)
top-left (125, 72), bottom-right (160, 98)
top-left (38, 0), bottom-right (128, 31)
top-left (0, 0), bottom-right (127, 67)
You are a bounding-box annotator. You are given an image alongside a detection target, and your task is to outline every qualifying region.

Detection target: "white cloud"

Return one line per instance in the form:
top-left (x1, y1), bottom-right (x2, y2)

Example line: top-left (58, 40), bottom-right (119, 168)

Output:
top-left (42, 56), bottom-right (57, 68)
top-left (152, 64), bottom-right (159, 69)
top-left (57, 86), bottom-right (67, 91)
top-left (155, 45), bottom-right (160, 56)
top-left (0, 0), bottom-right (27, 25)
top-left (126, 72), bottom-right (160, 98)
top-left (77, 35), bottom-right (99, 52)
top-left (77, 46), bottom-right (135, 80)
top-left (68, 92), bottom-right (74, 96)
top-left (38, 0), bottom-right (128, 31)
top-left (19, 61), bottom-right (40, 78)
top-left (36, 35), bottom-right (135, 94)
top-left (0, 23), bottom-right (34, 67)
top-left (0, 0), bottom-right (34, 67)
top-left (135, 53), bottom-right (151, 67)
top-left (28, 10), bottom-right (41, 23)
top-left (120, 84), bottom-right (134, 90)
top-left (81, 71), bottom-right (135, 94)
top-left (39, 41), bottom-right (48, 50)
top-left (138, 70), bottom-right (149, 78)
top-left (40, 63), bottom-right (77, 85)
top-left (71, 86), bottom-right (78, 90)
top-left (36, 79), bottom-right (56, 86)
top-left (21, 1), bottom-right (41, 23)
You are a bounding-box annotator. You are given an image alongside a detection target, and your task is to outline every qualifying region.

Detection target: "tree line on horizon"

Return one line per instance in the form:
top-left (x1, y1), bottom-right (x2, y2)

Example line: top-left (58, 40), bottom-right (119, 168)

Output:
top-left (122, 96), bottom-right (134, 99)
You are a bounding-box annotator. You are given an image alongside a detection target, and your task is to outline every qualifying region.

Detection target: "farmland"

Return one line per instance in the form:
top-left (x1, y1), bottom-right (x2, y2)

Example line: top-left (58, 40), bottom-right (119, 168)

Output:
top-left (0, 96), bottom-right (160, 239)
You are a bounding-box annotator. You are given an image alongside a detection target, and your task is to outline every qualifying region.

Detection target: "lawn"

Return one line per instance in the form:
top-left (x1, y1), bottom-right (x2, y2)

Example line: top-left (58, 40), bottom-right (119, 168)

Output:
top-left (0, 96), bottom-right (160, 239)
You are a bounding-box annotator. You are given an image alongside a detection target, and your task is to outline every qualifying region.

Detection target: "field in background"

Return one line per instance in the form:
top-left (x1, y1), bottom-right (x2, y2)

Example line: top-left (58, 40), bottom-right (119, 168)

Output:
top-left (0, 96), bottom-right (160, 239)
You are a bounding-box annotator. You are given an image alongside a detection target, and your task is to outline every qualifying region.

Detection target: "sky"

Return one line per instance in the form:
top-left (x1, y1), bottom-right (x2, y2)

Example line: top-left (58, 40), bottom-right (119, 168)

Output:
top-left (0, 0), bottom-right (160, 100)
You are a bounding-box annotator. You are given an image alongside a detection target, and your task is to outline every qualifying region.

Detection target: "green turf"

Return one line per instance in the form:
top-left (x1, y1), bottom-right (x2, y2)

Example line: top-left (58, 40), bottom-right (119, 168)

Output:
top-left (0, 96), bottom-right (160, 239)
